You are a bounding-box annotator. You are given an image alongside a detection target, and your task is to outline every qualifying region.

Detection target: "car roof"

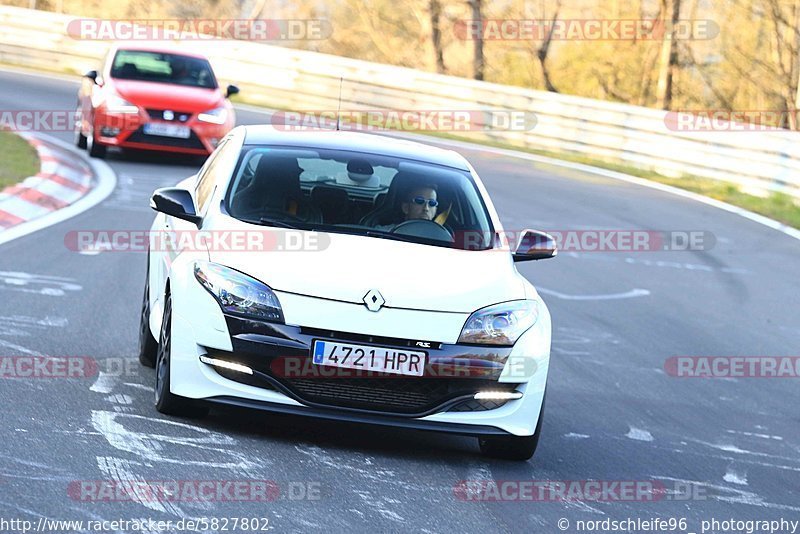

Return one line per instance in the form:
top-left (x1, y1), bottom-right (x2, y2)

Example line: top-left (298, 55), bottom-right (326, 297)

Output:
top-left (239, 126), bottom-right (470, 171)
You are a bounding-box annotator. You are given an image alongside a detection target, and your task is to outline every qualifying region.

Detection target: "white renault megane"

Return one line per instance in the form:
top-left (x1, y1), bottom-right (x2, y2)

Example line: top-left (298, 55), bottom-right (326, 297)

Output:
top-left (139, 126), bottom-right (556, 460)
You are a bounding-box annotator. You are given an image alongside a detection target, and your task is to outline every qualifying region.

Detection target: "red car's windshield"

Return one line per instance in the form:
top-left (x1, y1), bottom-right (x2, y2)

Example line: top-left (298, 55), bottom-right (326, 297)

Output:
top-left (110, 50), bottom-right (218, 89)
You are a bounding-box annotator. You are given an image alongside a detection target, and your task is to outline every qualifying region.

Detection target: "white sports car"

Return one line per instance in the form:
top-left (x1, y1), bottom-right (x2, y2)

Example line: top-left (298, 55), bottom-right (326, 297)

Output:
top-left (139, 126), bottom-right (556, 460)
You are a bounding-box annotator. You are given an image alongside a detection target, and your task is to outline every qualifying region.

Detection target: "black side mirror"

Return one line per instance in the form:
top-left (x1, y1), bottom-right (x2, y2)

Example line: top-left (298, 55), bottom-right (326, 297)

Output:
top-left (513, 230), bottom-right (558, 262)
top-left (150, 187), bottom-right (200, 225)
top-left (85, 70), bottom-right (99, 83)
top-left (226, 84), bottom-right (240, 98)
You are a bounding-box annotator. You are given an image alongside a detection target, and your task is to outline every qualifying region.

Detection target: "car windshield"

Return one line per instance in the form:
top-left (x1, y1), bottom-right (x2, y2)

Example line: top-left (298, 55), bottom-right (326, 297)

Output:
top-left (110, 50), bottom-right (218, 89)
top-left (225, 146), bottom-right (495, 250)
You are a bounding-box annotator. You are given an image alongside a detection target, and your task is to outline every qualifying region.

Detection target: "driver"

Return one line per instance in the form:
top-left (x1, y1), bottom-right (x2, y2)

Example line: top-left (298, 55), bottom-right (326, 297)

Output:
top-left (400, 184), bottom-right (438, 222)
top-left (170, 58), bottom-right (193, 84)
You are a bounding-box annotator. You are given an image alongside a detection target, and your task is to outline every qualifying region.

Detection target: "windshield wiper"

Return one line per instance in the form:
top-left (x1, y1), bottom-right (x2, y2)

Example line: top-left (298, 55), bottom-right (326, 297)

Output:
top-left (362, 230), bottom-right (420, 243)
top-left (258, 217), bottom-right (299, 229)
top-left (237, 217), bottom-right (304, 229)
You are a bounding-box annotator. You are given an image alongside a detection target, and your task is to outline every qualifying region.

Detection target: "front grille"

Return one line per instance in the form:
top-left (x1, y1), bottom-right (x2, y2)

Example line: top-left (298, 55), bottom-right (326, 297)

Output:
top-left (127, 127), bottom-right (206, 149)
top-left (277, 376), bottom-right (517, 415)
top-left (146, 109), bottom-right (192, 122)
top-left (448, 398), bottom-right (509, 412)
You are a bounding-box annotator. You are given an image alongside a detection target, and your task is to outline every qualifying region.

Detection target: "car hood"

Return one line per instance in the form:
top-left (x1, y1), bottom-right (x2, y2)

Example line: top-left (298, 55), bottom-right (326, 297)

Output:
top-left (205, 220), bottom-right (525, 314)
top-left (110, 79), bottom-right (224, 112)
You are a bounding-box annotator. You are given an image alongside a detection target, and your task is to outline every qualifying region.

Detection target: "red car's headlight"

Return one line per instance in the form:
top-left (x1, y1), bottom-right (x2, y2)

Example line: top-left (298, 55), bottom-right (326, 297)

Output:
top-left (104, 93), bottom-right (138, 114)
top-left (197, 107), bottom-right (228, 125)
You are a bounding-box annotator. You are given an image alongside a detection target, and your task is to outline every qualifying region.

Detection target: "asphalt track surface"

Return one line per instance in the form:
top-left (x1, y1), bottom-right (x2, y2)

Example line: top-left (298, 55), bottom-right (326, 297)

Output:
top-left (1, 68), bottom-right (799, 533)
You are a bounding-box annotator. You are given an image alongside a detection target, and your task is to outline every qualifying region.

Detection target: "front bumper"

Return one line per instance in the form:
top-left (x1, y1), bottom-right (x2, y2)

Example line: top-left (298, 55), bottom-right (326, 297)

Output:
top-left (93, 109), bottom-right (230, 155)
top-left (165, 260), bottom-right (550, 436)
top-left (205, 316), bottom-right (521, 418)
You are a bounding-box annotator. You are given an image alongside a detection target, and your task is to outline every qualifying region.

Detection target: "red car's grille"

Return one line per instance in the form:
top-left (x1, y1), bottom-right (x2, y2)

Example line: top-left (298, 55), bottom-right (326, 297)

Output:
top-left (146, 109), bottom-right (192, 123)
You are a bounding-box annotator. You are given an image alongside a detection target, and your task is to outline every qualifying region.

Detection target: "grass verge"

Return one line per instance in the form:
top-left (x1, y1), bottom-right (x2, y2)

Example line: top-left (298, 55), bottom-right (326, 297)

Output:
top-left (0, 131), bottom-right (39, 189)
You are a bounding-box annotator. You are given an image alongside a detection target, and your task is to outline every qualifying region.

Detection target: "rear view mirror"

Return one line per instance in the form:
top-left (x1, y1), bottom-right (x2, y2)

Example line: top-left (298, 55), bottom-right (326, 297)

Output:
top-left (84, 70), bottom-right (99, 83)
top-left (226, 84), bottom-right (240, 98)
top-left (513, 230), bottom-right (557, 261)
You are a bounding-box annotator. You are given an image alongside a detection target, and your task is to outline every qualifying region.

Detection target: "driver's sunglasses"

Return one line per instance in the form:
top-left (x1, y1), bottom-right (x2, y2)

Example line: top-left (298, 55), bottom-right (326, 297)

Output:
top-left (411, 196), bottom-right (438, 208)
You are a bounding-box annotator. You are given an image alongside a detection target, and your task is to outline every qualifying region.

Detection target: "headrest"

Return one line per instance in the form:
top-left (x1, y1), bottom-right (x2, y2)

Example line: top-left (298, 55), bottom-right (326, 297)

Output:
top-left (347, 158), bottom-right (375, 184)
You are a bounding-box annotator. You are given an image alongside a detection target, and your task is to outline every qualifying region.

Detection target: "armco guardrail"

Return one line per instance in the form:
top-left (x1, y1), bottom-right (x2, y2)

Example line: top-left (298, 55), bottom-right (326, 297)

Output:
top-left (1, 5), bottom-right (798, 199)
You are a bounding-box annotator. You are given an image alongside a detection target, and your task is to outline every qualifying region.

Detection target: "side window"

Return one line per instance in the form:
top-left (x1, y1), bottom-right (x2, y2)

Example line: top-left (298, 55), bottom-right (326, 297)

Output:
top-left (195, 140), bottom-right (228, 215)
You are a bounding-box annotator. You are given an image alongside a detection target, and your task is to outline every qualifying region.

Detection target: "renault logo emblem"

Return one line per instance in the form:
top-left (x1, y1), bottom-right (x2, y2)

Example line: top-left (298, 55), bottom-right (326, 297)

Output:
top-left (363, 289), bottom-right (385, 312)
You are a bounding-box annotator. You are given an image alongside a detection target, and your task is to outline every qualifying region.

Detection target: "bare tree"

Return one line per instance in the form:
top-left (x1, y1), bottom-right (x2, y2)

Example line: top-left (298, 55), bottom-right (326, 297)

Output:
top-left (536, 1), bottom-right (561, 92)
top-left (467, 0), bottom-right (484, 80)
top-left (429, 0), bottom-right (447, 73)
top-left (655, 0), bottom-right (682, 109)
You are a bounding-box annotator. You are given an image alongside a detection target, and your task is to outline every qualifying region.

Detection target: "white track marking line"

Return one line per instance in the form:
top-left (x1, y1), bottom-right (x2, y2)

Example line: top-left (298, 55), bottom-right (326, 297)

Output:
top-left (538, 287), bottom-right (650, 300)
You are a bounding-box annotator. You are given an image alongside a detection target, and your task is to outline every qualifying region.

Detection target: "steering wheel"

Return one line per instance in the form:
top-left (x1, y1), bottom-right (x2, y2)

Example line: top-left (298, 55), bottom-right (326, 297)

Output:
top-left (391, 219), bottom-right (454, 242)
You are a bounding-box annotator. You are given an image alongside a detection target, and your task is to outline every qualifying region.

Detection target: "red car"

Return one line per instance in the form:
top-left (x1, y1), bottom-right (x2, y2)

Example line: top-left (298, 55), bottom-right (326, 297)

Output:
top-left (75, 45), bottom-right (238, 159)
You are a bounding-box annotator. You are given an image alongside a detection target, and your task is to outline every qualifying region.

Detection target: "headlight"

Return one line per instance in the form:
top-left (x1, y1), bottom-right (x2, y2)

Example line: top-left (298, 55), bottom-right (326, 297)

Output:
top-left (458, 300), bottom-right (539, 346)
top-left (105, 93), bottom-right (138, 114)
top-left (197, 107), bottom-right (227, 124)
top-left (194, 261), bottom-right (284, 322)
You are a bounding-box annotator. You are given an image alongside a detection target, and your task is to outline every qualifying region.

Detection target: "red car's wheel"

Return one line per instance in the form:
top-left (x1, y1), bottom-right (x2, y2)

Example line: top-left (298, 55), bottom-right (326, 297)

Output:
top-left (74, 102), bottom-right (88, 149)
top-left (87, 122), bottom-right (107, 159)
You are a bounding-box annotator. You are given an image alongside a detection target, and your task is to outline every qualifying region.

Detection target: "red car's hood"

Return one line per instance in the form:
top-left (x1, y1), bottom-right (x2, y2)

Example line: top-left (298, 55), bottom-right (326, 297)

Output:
top-left (109, 79), bottom-right (224, 112)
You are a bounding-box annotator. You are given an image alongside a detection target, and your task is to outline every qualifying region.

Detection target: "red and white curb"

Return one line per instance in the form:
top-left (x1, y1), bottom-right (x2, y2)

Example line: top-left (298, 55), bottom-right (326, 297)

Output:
top-left (0, 132), bottom-right (94, 229)
top-left (0, 133), bottom-right (116, 246)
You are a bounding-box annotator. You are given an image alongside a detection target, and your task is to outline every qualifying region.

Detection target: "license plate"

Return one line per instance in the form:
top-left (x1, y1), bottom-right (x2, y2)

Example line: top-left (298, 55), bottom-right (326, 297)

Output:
top-left (143, 122), bottom-right (191, 139)
top-left (311, 340), bottom-right (426, 377)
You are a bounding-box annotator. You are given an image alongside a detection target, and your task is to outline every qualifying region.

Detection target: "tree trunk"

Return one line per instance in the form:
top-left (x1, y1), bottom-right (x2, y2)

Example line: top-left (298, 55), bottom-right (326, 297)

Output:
top-left (791, 0), bottom-right (800, 129)
top-left (430, 0), bottom-right (446, 73)
top-left (536, 2), bottom-right (561, 93)
top-left (655, 0), bottom-right (681, 109)
top-left (468, 0), bottom-right (484, 81)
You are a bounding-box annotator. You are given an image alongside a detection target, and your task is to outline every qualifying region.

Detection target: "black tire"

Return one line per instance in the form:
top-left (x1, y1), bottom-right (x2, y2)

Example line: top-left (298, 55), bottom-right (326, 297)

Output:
top-left (478, 395), bottom-right (546, 461)
top-left (88, 127), bottom-right (107, 159)
top-left (154, 294), bottom-right (209, 418)
top-left (74, 109), bottom-right (88, 150)
top-left (137, 263), bottom-right (157, 368)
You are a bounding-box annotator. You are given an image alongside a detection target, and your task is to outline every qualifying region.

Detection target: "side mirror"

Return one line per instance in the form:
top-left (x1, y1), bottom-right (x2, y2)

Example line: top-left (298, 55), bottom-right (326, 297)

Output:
top-left (150, 187), bottom-right (200, 225)
top-left (226, 84), bottom-right (240, 98)
top-left (513, 230), bottom-right (557, 262)
top-left (85, 70), bottom-right (99, 83)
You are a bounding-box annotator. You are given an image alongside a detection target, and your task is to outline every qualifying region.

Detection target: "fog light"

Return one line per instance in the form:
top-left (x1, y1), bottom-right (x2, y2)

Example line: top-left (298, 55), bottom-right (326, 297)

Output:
top-left (474, 390), bottom-right (522, 401)
top-left (100, 127), bottom-right (121, 137)
top-left (199, 355), bottom-right (253, 375)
